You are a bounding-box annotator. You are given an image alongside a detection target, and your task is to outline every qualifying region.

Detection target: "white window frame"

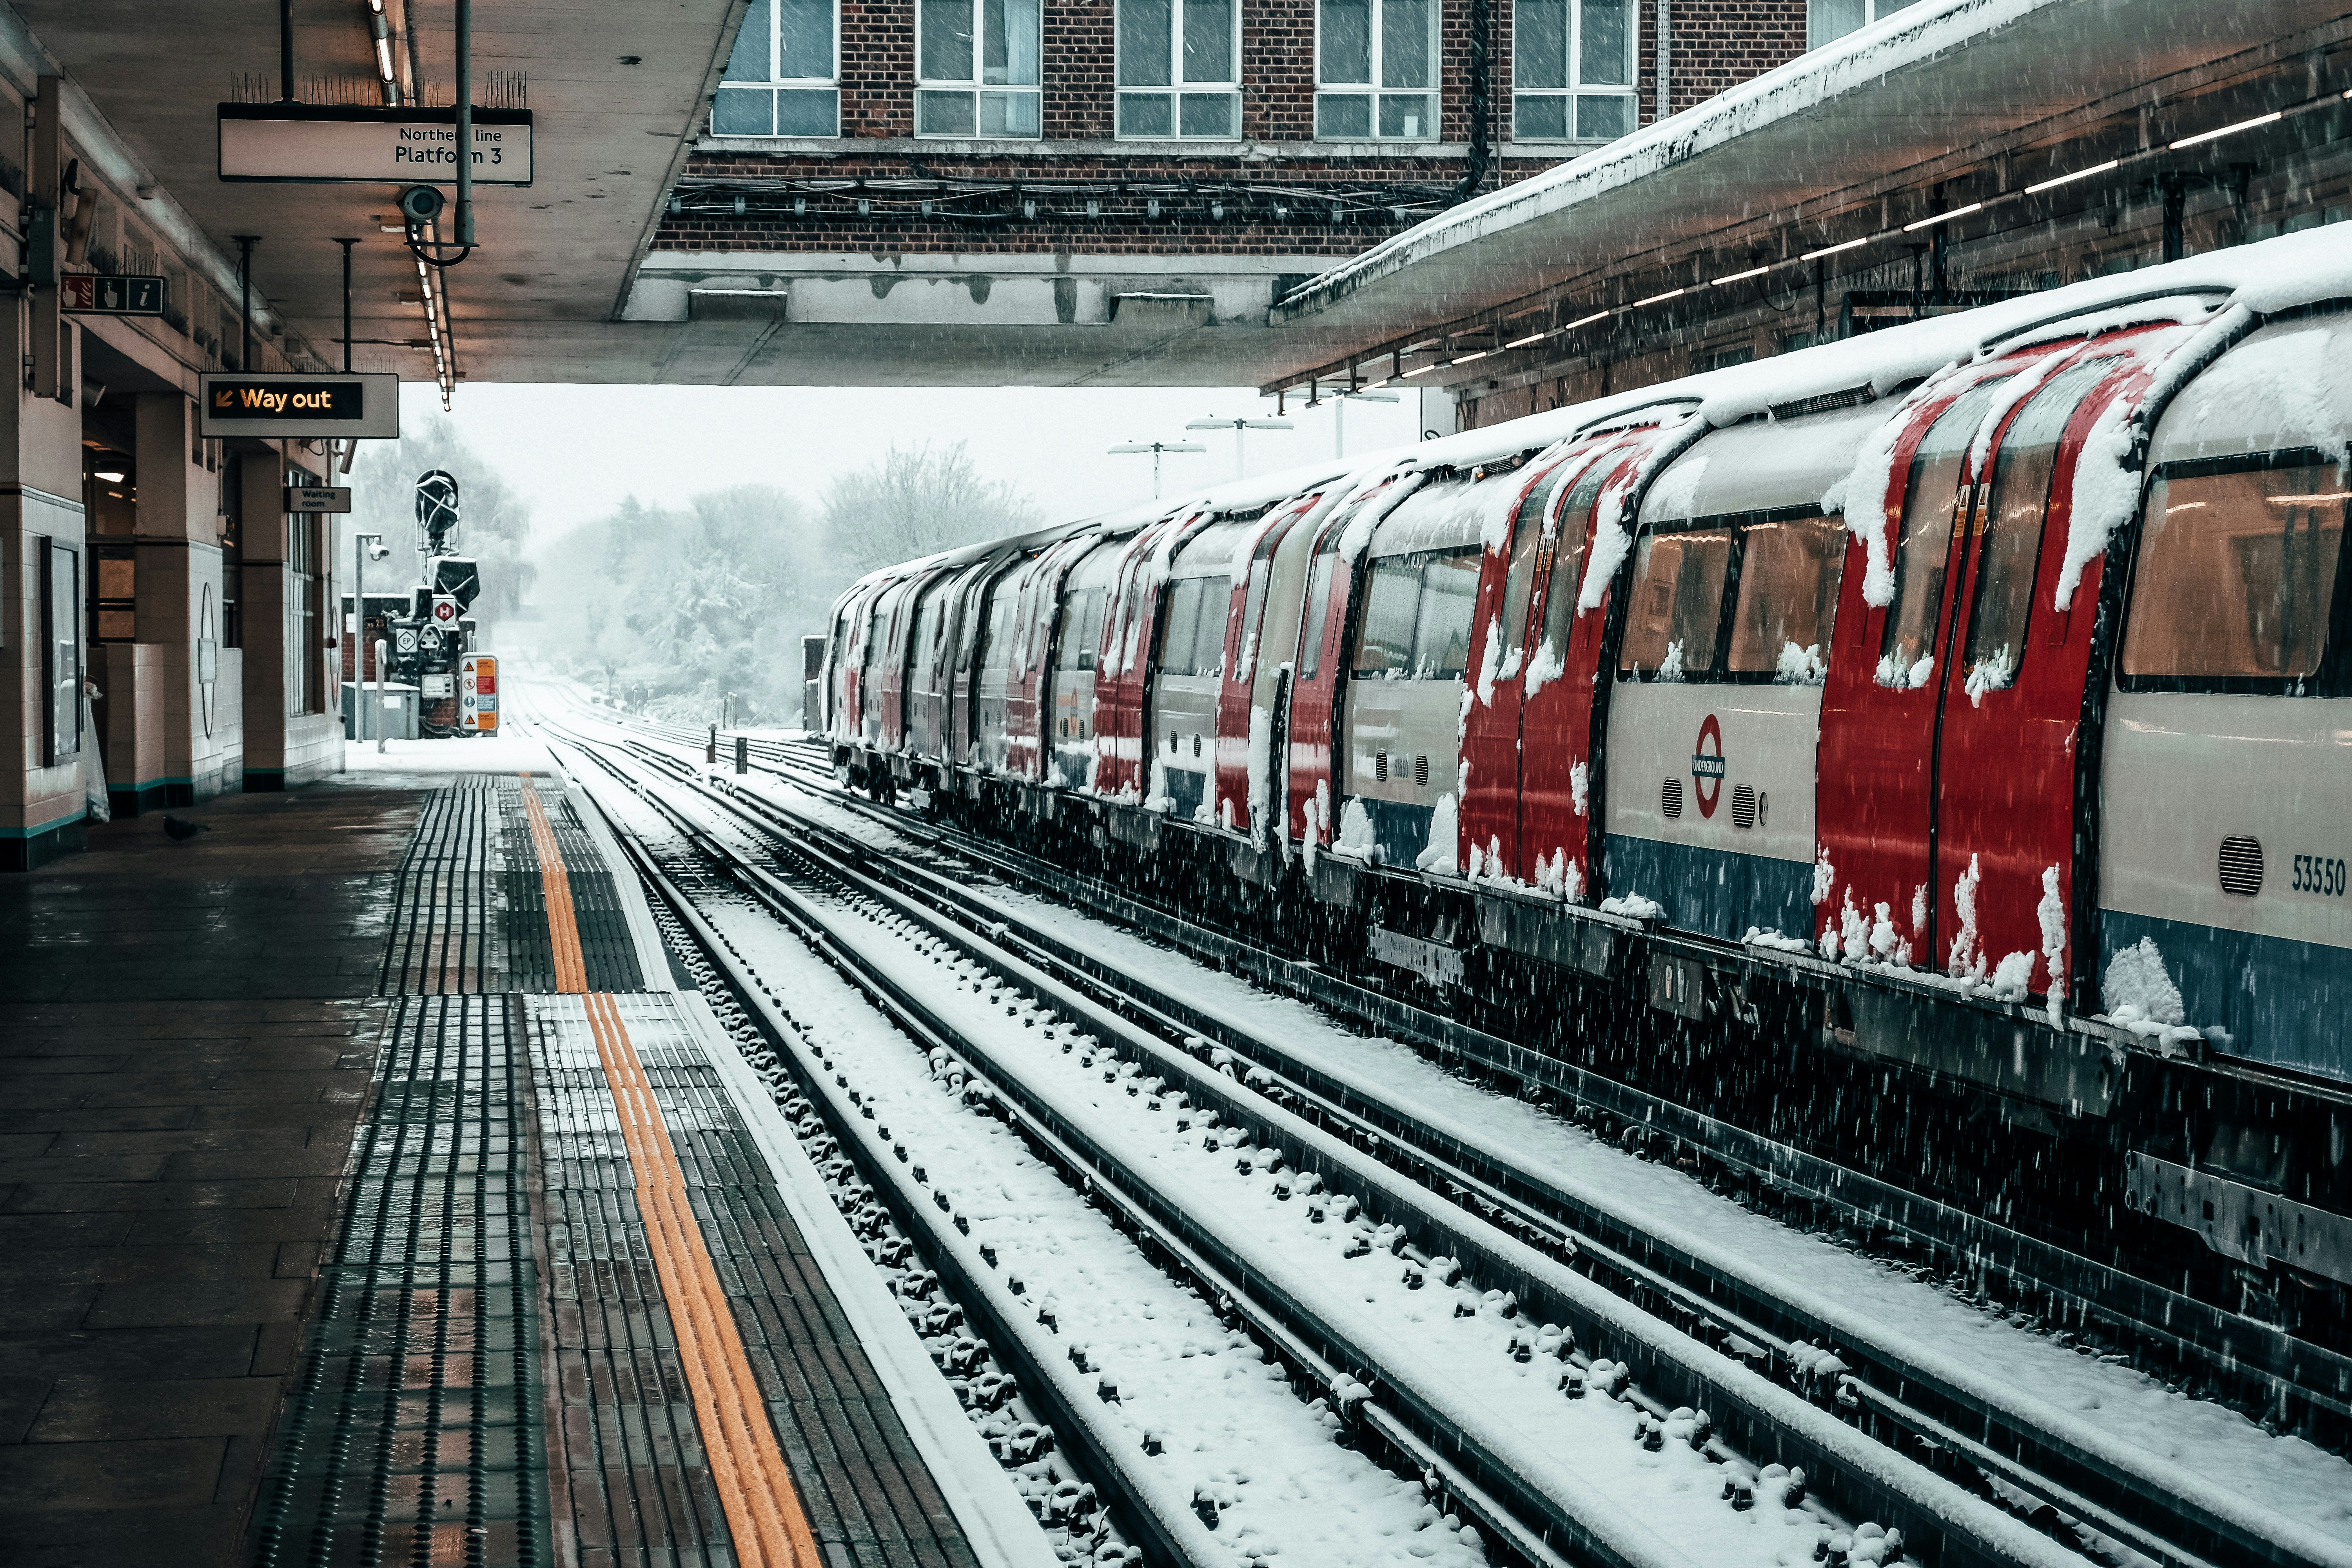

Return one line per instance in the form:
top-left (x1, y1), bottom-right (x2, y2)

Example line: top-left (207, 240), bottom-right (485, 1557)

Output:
top-left (1510, 0), bottom-right (1637, 144)
top-left (1314, 0), bottom-right (1441, 143)
top-left (713, 0), bottom-right (842, 138)
top-left (1114, 0), bottom-right (1242, 141)
top-left (1806, 0), bottom-right (1920, 50)
top-left (916, 0), bottom-right (1044, 140)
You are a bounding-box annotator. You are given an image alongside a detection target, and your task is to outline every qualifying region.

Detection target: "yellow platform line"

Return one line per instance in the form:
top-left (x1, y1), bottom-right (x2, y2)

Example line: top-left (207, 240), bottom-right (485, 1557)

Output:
top-left (520, 775), bottom-right (820, 1568)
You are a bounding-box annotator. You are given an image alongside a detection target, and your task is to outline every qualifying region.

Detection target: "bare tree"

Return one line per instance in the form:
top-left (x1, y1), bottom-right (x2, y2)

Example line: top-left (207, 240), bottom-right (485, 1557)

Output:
top-left (819, 441), bottom-right (1041, 579)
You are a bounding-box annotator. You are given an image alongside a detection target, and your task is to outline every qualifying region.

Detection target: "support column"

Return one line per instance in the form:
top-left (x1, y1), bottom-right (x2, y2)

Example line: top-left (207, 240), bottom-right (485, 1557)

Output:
top-left (238, 448), bottom-right (343, 791)
top-left (132, 392), bottom-right (241, 810)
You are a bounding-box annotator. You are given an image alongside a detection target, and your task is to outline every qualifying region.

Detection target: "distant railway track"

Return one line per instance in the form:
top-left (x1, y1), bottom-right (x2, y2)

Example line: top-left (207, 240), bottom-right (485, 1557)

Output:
top-left (527, 696), bottom-right (2352, 1568)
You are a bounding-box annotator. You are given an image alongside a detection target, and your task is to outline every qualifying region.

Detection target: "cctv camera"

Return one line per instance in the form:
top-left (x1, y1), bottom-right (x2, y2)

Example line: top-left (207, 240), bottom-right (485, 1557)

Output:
top-left (397, 184), bottom-right (446, 225)
top-left (368, 543), bottom-right (392, 561)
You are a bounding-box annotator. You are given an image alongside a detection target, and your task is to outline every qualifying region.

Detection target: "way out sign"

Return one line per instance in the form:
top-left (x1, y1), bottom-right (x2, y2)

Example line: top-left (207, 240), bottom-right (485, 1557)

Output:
top-left (218, 104), bottom-right (533, 185)
top-left (200, 372), bottom-right (399, 438)
top-left (460, 653), bottom-right (499, 735)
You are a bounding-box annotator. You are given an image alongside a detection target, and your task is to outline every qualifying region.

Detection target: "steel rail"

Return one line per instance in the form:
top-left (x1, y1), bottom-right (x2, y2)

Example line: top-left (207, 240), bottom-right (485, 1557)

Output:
top-left (544, 716), bottom-right (2088, 1568)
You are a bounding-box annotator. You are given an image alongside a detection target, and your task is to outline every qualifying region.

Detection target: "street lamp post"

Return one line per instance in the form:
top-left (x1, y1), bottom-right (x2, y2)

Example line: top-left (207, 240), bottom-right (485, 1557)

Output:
top-left (1325, 387), bottom-right (1400, 458)
top-left (1185, 415), bottom-right (1294, 480)
top-left (1107, 440), bottom-right (1207, 500)
top-left (354, 531), bottom-right (387, 745)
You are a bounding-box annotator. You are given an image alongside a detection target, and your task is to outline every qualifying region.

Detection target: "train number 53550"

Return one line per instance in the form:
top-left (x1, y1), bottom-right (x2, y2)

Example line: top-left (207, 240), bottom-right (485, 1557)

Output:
top-left (2292, 855), bottom-right (2348, 896)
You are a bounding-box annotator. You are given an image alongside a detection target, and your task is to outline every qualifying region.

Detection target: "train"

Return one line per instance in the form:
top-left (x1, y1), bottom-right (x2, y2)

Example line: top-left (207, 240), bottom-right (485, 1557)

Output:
top-left (816, 224), bottom-right (2352, 1312)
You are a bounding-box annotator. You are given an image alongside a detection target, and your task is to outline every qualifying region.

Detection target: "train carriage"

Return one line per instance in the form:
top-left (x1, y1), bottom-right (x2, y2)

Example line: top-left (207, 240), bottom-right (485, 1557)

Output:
top-left (819, 225), bottom-right (2352, 1292)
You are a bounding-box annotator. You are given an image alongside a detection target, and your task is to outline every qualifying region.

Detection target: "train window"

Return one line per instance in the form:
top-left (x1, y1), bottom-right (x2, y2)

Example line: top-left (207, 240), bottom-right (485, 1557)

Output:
top-left (1964, 356), bottom-right (2123, 694)
top-left (1191, 580), bottom-right (1232, 677)
top-left (1298, 545), bottom-right (1339, 679)
top-left (1726, 514), bottom-right (1844, 680)
top-left (1532, 456), bottom-right (1610, 667)
top-left (1159, 577), bottom-right (1205, 677)
top-left (979, 590), bottom-right (1014, 673)
top-left (1354, 556), bottom-right (1423, 677)
top-left (1619, 528), bottom-right (1733, 678)
top-left (1883, 373), bottom-right (2016, 682)
top-left (2121, 455), bottom-right (2346, 688)
top-left (1500, 464), bottom-right (1568, 650)
top-left (1412, 550), bottom-right (1482, 678)
top-left (1056, 587), bottom-right (1106, 671)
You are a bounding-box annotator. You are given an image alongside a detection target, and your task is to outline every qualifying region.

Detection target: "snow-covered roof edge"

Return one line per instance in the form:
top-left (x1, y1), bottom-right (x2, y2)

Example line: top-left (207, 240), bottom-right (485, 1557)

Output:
top-left (1274, 0), bottom-right (2065, 318)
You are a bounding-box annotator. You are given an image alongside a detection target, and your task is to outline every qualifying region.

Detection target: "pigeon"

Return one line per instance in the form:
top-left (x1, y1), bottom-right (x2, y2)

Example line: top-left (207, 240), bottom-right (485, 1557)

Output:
top-left (163, 815), bottom-right (211, 842)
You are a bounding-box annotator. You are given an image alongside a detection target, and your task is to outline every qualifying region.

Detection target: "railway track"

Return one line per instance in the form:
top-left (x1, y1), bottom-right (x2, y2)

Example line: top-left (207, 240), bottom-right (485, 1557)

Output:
top-left (522, 695), bottom-right (2352, 1568)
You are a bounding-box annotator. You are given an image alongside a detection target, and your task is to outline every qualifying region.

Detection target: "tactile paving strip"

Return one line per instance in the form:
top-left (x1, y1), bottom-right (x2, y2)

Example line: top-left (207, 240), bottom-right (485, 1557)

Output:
top-left (532, 993), bottom-right (979, 1568)
top-left (503, 781), bottom-right (644, 996)
top-left (379, 779), bottom-right (510, 995)
top-left (250, 994), bottom-right (553, 1568)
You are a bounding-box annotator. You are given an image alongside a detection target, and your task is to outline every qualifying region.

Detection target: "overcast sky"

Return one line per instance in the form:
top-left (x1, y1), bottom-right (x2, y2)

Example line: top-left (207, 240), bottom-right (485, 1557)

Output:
top-left (409, 381), bottom-right (1431, 544)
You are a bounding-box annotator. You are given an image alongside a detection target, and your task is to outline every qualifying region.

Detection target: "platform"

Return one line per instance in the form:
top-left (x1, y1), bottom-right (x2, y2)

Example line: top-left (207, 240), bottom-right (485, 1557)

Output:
top-left (0, 766), bottom-right (1048, 1568)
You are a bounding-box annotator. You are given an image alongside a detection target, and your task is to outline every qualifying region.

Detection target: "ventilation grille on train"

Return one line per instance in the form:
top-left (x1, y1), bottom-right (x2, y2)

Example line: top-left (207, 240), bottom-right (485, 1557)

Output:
top-left (1661, 779), bottom-right (1683, 820)
top-left (1376, 750), bottom-right (1389, 782)
top-left (2219, 835), bottom-right (2265, 897)
top-left (1731, 784), bottom-right (1758, 830)
top-left (1414, 754), bottom-right (1430, 788)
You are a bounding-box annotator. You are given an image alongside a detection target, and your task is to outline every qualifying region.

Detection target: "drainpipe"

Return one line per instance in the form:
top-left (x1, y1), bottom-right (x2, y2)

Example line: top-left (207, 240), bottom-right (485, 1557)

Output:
top-left (1449, 0), bottom-right (1491, 205)
top-left (1654, 0), bottom-right (1671, 123)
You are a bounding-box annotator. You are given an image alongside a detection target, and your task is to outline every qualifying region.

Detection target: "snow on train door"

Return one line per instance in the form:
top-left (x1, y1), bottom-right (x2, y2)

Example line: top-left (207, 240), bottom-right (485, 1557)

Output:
top-left (1090, 523), bottom-right (1178, 800)
top-left (1933, 327), bottom-right (2202, 1007)
top-left (1213, 494), bottom-right (1323, 842)
top-left (1457, 453), bottom-right (1581, 880)
top-left (1286, 480), bottom-right (1401, 848)
top-left (1512, 422), bottom-right (1691, 898)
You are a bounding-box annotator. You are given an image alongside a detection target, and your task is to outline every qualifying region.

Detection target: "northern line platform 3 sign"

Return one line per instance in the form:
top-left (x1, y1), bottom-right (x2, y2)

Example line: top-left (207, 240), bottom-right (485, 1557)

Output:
top-left (198, 373), bottom-right (401, 439)
top-left (217, 104), bottom-right (532, 185)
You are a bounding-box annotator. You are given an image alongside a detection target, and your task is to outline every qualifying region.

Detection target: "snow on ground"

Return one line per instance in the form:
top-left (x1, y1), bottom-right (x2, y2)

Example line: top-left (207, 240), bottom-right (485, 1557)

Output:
top-left (628, 771), bottom-right (1987, 1568)
top-left (333, 731), bottom-right (558, 777)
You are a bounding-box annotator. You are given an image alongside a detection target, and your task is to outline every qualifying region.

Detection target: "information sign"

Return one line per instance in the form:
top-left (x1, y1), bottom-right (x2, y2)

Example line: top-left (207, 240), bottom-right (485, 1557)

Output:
top-left (285, 485), bottom-right (352, 514)
top-left (199, 372), bottom-right (399, 439)
top-left (460, 653), bottom-right (498, 735)
top-left (430, 594), bottom-right (461, 627)
top-left (423, 672), bottom-right (454, 699)
top-left (62, 275), bottom-right (165, 316)
top-left (218, 104), bottom-right (533, 185)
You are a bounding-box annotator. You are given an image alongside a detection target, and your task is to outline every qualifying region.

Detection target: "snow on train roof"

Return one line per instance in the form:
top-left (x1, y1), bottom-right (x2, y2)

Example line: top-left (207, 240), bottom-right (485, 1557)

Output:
top-left (840, 225), bottom-right (2352, 604)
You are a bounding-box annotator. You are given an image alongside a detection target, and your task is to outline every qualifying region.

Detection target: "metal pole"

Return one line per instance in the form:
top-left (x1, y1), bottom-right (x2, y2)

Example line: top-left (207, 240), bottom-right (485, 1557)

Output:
top-left (234, 236), bottom-right (257, 368)
top-left (335, 238), bottom-right (357, 371)
top-left (354, 539), bottom-right (365, 743)
top-left (374, 637), bottom-right (388, 753)
top-left (1335, 398), bottom-right (1347, 459)
top-left (456, 0), bottom-right (474, 247)
top-left (1152, 445), bottom-right (1162, 501)
top-left (279, 0), bottom-right (295, 102)
top-left (1234, 424), bottom-right (1244, 480)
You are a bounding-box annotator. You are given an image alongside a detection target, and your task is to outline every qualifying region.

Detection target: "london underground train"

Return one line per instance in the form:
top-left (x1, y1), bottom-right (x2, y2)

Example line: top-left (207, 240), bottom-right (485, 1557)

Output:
top-left (821, 227), bottom-right (2352, 1306)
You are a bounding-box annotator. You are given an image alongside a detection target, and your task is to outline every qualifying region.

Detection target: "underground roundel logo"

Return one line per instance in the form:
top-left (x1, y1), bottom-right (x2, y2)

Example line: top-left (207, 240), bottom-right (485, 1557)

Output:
top-left (1691, 714), bottom-right (1725, 818)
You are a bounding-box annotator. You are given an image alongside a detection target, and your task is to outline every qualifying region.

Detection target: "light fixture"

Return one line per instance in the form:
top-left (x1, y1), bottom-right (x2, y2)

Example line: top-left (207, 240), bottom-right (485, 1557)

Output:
top-left (1563, 310), bottom-right (1610, 329)
top-left (2171, 110), bottom-right (2281, 150)
top-left (1800, 236), bottom-right (1872, 261)
top-left (1902, 201), bottom-right (1982, 232)
top-left (1710, 265), bottom-right (1770, 285)
top-left (1400, 362), bottom-right (1438, 376)
top-left (1633, 287), bottom-right (1685, 307)
top-left (2024, 159), bottom-right (2118, 195)
top-left (95, 468), bottom-right (125, 481)
top-left (1451, 349), bottom-right (1488, 363)
top-left (1504, 331), bottom-right (1546, 348)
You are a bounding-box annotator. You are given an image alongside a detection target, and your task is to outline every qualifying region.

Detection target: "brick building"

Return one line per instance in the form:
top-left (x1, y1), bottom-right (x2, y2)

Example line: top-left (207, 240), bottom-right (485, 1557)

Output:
top-left (626, 0), bottom-right (1886, 362)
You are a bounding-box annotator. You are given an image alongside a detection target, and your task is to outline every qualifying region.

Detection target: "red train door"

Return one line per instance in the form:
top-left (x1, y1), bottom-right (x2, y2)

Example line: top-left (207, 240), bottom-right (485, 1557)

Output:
top-left (1090, 526), bottom-right (1169, 800)
top-left (1932, 329), bottom-right (2193, 1006)
top-left (1214, 497), bottom-right (1321, 831)
top-left (1286, 478), bottom-right (1410, 848)
top-left (1459, 454), bottom-right (1580, 878)
top-left (1815, 366), bottom-right (2026, 960)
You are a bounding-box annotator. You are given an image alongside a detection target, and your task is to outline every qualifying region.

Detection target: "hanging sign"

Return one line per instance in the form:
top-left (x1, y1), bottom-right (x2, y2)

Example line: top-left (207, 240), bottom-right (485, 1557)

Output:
top-left (62, 275), bottom-right (165, 316)
top-left (430, 594), bottom-right (461, 627)
top-left (218, 104), bottom-right (534, 185)
top-left (460, 653), bottom-right (499, 734)
top-left (285, 485), bottom-right (352, 513)
top-left (199, 372), bottom-right (399, 438)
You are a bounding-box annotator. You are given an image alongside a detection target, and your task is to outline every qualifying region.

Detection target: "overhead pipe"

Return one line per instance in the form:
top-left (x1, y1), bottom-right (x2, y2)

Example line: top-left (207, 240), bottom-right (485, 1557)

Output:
top-left (1448, 0), bottom-right (1491, 205)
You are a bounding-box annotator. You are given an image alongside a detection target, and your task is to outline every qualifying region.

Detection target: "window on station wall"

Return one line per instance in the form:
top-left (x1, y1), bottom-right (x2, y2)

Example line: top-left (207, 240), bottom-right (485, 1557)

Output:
top-left (288, 509), bottom-right (324, 717)
top-left (1511, 0), bottom-right (1635, 143)
top-left (714, 0), bottom-right (841, 137)
top-left (1806, 0), bottom-right (1920, 49)
top-left (1117, 0), bottom-right (1240, 139)
top-left (1316, 0), bottom-right (1439, 141)
top-left (918, 0), bottom-right (1042, 138)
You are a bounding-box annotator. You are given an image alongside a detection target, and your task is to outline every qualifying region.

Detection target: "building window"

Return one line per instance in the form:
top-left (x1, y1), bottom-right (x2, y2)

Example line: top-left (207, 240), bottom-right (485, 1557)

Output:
top-left (1807, 0), bottom-right (1920, 49)
top-left (1117, 0), bottom-right (1240, 139)
top-left (289, 512), bottom-right (323, 716)
top-left (714, 0), bottom-right (841, 137)
top-left (1316, 0), bottom-right (1439, 141)
top-left (1512, 0), bottom-right (1634, 141)
top-left (918, 0), bottom-right (1042, 137)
